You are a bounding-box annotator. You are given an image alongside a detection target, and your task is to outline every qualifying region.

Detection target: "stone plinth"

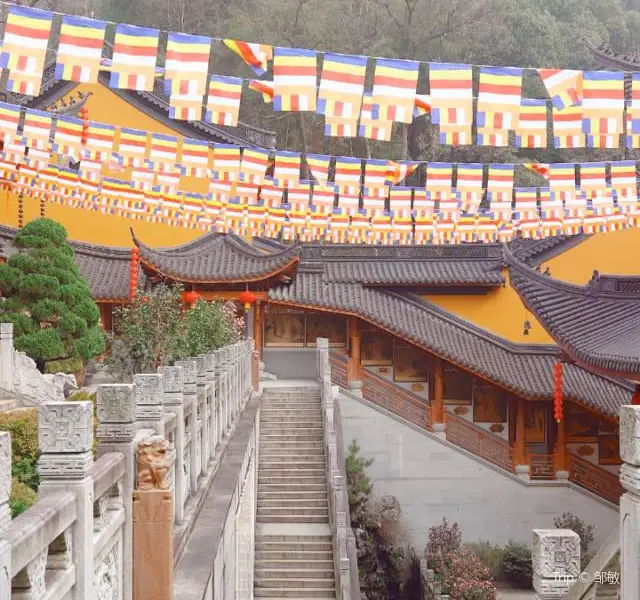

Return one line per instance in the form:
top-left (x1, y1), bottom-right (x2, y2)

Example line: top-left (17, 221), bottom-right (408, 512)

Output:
top-left (532, 529), bottom-right (580, 599)
top-left (133, 489), bottom-right (174, 600)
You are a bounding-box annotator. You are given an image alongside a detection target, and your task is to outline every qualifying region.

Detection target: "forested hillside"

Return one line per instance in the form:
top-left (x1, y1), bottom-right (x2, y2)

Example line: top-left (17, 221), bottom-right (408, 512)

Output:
top-left (21, 0), bottom-right (640, 169)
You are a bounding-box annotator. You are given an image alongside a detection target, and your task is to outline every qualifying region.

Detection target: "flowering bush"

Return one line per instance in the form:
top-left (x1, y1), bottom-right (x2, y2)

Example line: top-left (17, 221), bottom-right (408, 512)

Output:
top-left (427, 517), bottom-right (462, 576)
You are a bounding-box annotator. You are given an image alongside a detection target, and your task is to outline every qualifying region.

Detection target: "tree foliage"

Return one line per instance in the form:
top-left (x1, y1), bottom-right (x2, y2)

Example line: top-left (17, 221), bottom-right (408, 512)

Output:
top-left (0, 219), bottom-right (105, 369)
top-left (104, 283), bottom-right (242, 380)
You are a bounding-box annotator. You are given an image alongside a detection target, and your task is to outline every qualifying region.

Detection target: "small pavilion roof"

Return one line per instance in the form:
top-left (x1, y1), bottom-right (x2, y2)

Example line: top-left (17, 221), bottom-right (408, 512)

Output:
top-left (506, 246), bottom-right (640, 380)
top-left (132, 230), bottom-right (301, 283)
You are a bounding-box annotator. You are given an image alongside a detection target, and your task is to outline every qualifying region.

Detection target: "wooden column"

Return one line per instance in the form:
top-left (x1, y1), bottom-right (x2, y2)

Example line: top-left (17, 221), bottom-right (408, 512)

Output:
top-left (515, 397), bottom-right (527, 468)
top-left (253, 301), bottom-right (264, 359)
top-left (554, 414), bottom-right (568, 476)
top-left (349, 316), bottom-right (361, 381)
top-left (431, 357), bottom-right (445, 432)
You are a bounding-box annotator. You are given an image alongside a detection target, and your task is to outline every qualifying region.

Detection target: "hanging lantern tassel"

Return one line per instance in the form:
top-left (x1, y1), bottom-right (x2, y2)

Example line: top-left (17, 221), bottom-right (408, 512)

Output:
top-left (553, 362), bottom-right (564, 423)
top-left (239, 290), bottom-right (257, 312)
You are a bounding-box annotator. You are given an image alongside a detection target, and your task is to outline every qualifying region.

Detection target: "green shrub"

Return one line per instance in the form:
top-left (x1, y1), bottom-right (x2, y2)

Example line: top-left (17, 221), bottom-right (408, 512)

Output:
top-left (466, 541), bottom-right (505, 580)
top-left (0, 409), bottom-right (40, 495)
top-left (553, 512), bottom-right (594, 558)
top-left (44, 357), bottom-right (84, 374)
top-left (10, 477), bottom-right (37, 518)
top-left (501, 541), bottom-right (532, 589)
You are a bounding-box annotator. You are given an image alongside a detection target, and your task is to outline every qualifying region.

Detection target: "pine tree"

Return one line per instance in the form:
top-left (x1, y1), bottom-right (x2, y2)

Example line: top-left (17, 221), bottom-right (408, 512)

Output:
top-left (0, 218), bottom-right (105, 371)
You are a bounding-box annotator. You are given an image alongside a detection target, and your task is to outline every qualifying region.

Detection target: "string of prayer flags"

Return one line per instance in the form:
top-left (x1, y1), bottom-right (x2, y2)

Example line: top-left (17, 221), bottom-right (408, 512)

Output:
top-left (117, 128), bottom-right (148, 167)
top-left (240, 148), bottom-right (270, 185)
top-left (626, 74), bottom-right (640, 149)
top-left (56, 15), bottom-right (107, 83)
top-left (553, 105), bottom-right (584, 149)
top-left (53, 116), bottom-right (84, 158)
top-left (84, 122), bottom-right (116, 162)
top-left (180, 138), bottom-right (210, 178)
top-left (581, 71), bottom-right (625, 149)
top-left (456, 163), bottom-right (484, 214)
top-left (164, 33), bottom-right (212, 121)
top-left (248, 79), bottom-right (275, 103)
top-left (0, 6), bottom-right (53, 96)
top-left (148, 133), bottom-right (180, 172)
top-left (333, 156), bottom-right (362, 195)
top-left (538, 69), bottom-right (583, 110)
top-left (370, 58), bottom-right (420, 124)
top-left (212, 144), bottom-right (241, 182)
top-left (476, 67), bottom-right (524, 146)
top-left (429, 63), bottom-right (474, 145)
top-left (306, 154), bottom-right (332, 187)
top-left (0, 103), bottom-right (21, 141)
top-left (110, 24), bottom-right (160, 91)
top-left (21, 108), bottom-right (53, 154)
top-left (515, 99), bottom-right (548, 149)
top-left (223, 39), bottom-right (272, 76)
top-left (318, 53), bottom-right (367, 129)
top-left (359, 91), bottom-right (393, 141)
top-left (273, 151), bottom-right (301, 188)
top-left (205, 75), bottom-right (243, 126)
top-left (273, 48), bottom-right (317, 112)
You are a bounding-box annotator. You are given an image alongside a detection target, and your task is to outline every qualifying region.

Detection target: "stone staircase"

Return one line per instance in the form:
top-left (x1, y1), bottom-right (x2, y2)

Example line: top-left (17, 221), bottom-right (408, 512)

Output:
top-left (254, 383), bottom-right (337, 599)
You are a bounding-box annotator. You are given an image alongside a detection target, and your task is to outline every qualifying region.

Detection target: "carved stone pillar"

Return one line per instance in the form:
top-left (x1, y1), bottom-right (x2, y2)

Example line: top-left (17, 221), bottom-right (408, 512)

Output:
top-left (0, 323), bottom-right (13, 391)
top-left (133, 438), bottom-right (173, 600)
top-left (134, 374), bottom-right (165, 436)
top-left (431, 357), bottom-right (445, 433)
top-left (158, 365), bottom-right (184, 525)
top-left (97, 383), bottom-right (138, 600)
top-left (175, 360), bottom-right (198, 498)
top-left (515, 397), bottom-right (530, 477)
top-left (0, 432), bottom-right (11, 599)
top-left (532, 529), bottom-right (580, 599)
top-left (194, 356), bottom-right (209, 476)
top-left (38, 401), bottom-right (95, 600)
top-left (619, 405), bottom-right (640, 600)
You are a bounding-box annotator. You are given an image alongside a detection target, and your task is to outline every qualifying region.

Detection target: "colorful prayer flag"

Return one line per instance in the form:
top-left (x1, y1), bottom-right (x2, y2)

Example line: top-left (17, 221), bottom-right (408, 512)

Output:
top-left (370, 58), bottom-right (420, 124)
top-left (311, 183), bottom-right (336, 214)
top-left (514, 188), bottom-right (540, 238)
top-left (53, 116), bottom-right (84, 158)
top-left (109, 24), bottom-right (160, 91)
top-left (456, 163), bottom-right (484, 214)
top-left (627, 74), bottom-right (640, 149)
top-left (429, 63), bottom-right (473, 145)
top-left (486, 164), bottom-right (514, 205)
top-left (414, 95), bottom-right (432, 119)
top-left (0, 103), bottom-right (21, 141)
top-left (553, 105), bottom-right (584, 149)
top-left (248, 79), bottom-right (275, 103)
top-left (413, 188), bottom-right (435, 219)
top-left (22, 109), bottom-right (52, 152)
top-left (548, 163), bottom-right (577, 204)
top-left (212, 144), bottom-right (241, 182)
top-left (515, 99), bottom-right (548, 149)
top-left (117, 127), bottom-right (148, 167)
top-left (273, 48), bottom-right (317, 112)
top-left (148, 133), bottom-right (180, 172)
top-left (318, 53), bottom-right (367, 123)
top-left (325, 117), bottom-right (358, 138)
top-left (386, 161), bottom-right (419, 186)
top-left (389, 186), bottom-right (413, 218)
top-left (223, 39), bottom-right (272, 76)
top-left (240, 148), bottom-right (270, 185)
top-left (306, 154), bottom-right (332, 187)
top-left (56, 15), bottom-right (106, 83)
top-left (582, 71), bottom-right (625, 149)
top-left (0, 6), bottom-right (53, 96)
top-left (426, 162), bottom-right (455, 205)
top-left (205, 75), bottom-right (243, 126)
top-left (180, 138), bottom-right (210, 178)
top-left (476, 67), bottom-right (523, 146)
top-left (84, 121), bottom-right (116, 162)
top-left (333, 156), bottom-right (362, 195)
top-left (610, 161), bottom-right (638, 209)
top-left (538, 69), bottom-right (582, 110)
top-left (363, 159), bottom-right (389, 198)
top-left (273, 151), bottom-right (301, 188)
top-left (359, 91), bottom-right (393, 141)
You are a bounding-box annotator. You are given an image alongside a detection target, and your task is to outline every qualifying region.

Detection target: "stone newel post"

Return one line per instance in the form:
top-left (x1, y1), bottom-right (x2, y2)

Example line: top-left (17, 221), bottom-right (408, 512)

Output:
top-left (619, 405), bottom-right (640, 600)
top-left (531, 529), bottom-right (580, 599)
top-left (0, 432), bottom-right (11, 598)
top-left (134, 374), bottom-right (165, 436)
top-left (38, 402), bottom-right (95, 600)
top-left (0, 323), bottom-right (13, 391)
top-left (194, 356), bottom-right (209, 476)
top-left (175, 360), bottom-right (198, 497)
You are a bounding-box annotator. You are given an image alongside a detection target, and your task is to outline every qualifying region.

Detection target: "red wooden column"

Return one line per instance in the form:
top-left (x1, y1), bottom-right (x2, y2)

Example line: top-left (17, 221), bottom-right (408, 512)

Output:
top-left (431, 358), bottom-right (445, 432)
top-left (632, 383), bottom-right (640, 405)
top-left (515, 397), bottom-right (529, 474)
top-left (253, 301), bottom-right (264, 359)
top-left (349, 316), bottom-right (361, 382)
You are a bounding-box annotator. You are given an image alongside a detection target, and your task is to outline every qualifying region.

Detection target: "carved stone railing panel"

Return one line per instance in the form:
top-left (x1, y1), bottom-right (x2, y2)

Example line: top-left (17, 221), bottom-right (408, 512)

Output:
top-left (568, 454), bottom-right (623, 505)
top-left (532, 529), bottom-right (581, 599)
top-left (361, 369), bottom-right (431, 431)
top-left (446, 412), bottom-right (514, 472)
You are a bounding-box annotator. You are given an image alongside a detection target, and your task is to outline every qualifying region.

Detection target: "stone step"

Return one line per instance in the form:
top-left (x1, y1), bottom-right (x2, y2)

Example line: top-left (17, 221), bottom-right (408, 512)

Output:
top-left (256, 535), bottom-right (332, 543)
top-left (258, 490), bottom-right (328, 500)
top-left (260, 429), bottom-right (325, 436)
top-left (255, 568), bottom-right (334, 581)
top-left (261, 395), bottom-right (321, 401)
top-left (258, 470), bottom-right (325, 481)
top-left (259, 475), bottom-right (326, 485)
top-left (261, 416), bottom-right (323, 424)
top-left (256, 550), bottom-right (333, 561)
top-left (258, 498), bottom-right (328, 508)
top-left (258, 506), bottom-right (329, 517)
top-left (260, 456), bottom-right (326, 465)
top-left (257, 514), bottom-right (330, 524)
top-left (261, 434), bottom-right (325, 442)
top-left (254, 578), bottom-right (335, 590)
top-left (258, 483), bottom-right (327, 492)
top-left (254, 588), bottom-right (336, 598)
top-left (261, 422), bottom-right (324, 429)
top-left (260, 443), bottom-right (325, 451)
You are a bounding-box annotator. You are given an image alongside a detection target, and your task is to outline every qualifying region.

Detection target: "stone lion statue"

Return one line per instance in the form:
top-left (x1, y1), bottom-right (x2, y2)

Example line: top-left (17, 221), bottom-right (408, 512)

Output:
top-left (136, 437), bottom-right (170, 491)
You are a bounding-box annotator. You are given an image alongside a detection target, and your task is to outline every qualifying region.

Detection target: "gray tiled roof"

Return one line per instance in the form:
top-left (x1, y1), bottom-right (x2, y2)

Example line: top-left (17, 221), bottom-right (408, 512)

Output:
top-left (268, 273), bottom-right (633, 417)
top-left (506, 247), bottom-right (640, 379)
top-left (0, 225), bottom-right (139, 300)
top-left (134, 231), bottom-right (301, 283)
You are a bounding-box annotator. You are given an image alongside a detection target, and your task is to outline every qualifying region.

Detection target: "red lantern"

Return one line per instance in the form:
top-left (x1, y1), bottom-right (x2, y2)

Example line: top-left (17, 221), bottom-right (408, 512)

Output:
top-left (239, 290), bottom-right (257, 312)
top-left (182, 290), bottom-right (199, 306)
top-left (553, 362), bottom-right (563, 423)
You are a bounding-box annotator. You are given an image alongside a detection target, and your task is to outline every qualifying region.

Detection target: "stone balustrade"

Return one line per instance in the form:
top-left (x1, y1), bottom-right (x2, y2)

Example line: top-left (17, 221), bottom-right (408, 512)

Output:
top-left (317, 338), bottom-right (361, 600)
top-left (0, 337), bottom-right (255, 600)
